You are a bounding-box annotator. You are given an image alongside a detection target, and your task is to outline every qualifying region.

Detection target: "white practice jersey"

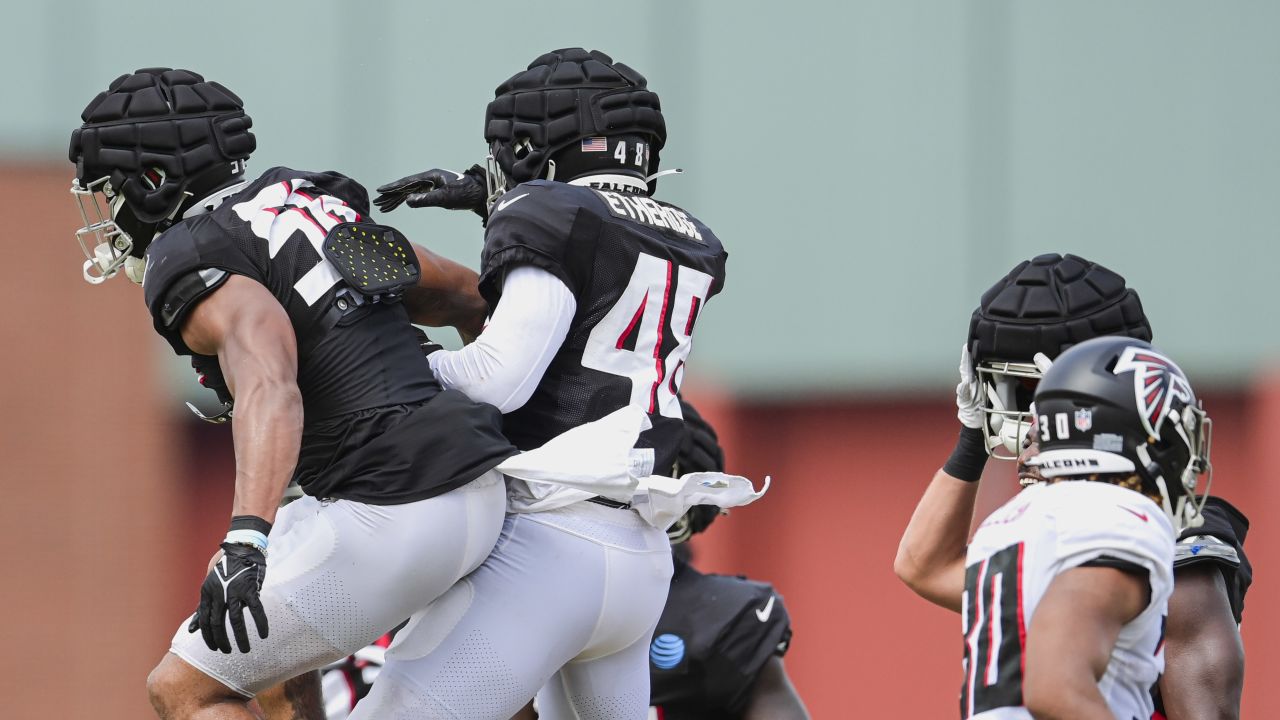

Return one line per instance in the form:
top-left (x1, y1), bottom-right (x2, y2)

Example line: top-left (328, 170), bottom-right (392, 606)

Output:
top-left (960, 481), bottom-right (1175, 720)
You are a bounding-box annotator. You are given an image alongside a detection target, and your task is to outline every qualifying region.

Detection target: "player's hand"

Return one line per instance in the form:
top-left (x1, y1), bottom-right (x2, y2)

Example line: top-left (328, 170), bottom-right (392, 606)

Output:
top-left (189, 542), bottom-right (269, 653)
top-left (956, 344), bottom-right (984, 430)
top-left (192, 354), bottom-right (233, 405)
top-left (1032, 351), bottom-right (1053, 376)
top-left (374, 165), bottom-right (488, 219)
top-left (677, 397), bottom-right (726, 475)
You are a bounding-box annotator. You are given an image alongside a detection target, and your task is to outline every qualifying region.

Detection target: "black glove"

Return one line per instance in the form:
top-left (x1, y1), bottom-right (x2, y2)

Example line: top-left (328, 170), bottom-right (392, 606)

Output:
top-left (192, 354), bottom-right (233, 406)
top-left (676, 398), bottom-right (726, 475)
top-left (188, 516), bottom-right (271, 653)
top-left (374, 165), bottom-right (488, 220)
top-left (187, 354), bottom-right (234, 424)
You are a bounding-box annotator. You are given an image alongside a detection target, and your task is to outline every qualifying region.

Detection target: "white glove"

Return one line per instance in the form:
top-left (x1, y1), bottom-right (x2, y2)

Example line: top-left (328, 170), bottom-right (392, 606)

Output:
top-left (956, 344), bottom-right (984, 429)
top-left (1032, 351), bottom-right (1053, 375)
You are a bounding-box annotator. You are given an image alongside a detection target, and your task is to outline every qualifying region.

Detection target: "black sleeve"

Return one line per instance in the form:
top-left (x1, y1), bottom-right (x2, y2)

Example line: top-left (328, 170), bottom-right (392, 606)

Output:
top-left (1175, 496), bottom-right (1252, 623)
top-left (477, 182), bottom-right (595, 307)
top-left (141, 219), bottom-right (256, 355)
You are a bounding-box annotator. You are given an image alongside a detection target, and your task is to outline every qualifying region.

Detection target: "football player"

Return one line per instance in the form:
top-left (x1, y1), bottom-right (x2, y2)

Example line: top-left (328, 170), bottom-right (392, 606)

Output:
top-left (69, 68), bottom-right (527, 720)
top-left (967, 335), bottom-right (1209, 718)
top-left (894, 254), bottom-right (1250, 718)
top-left (312, 401), bottom-right (806, 720)
top-left (648, 401), bottom-right (809, 720)
top-left (353, 48), bottom-right (758, 719)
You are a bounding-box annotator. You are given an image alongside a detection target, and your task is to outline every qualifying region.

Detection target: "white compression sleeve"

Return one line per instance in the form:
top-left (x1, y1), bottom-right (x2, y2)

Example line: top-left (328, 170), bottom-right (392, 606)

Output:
top-left (428, 265), bottom-right (576, 414)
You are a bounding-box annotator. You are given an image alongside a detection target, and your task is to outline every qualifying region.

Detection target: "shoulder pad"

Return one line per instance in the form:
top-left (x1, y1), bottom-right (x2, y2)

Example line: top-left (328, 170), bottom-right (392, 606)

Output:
top-left (259, 166), bottom-right (372, 216)
top-left (480, 182), bottom-right (595, 302)
top-left (322, 222), bottom-right (419, 298)
top-left (158, 268), bottom-right (230, 328)
top-left (1174, 533), bottom-right (1241, 567)
top-left (1046, 484), bottom-right (1175, 590)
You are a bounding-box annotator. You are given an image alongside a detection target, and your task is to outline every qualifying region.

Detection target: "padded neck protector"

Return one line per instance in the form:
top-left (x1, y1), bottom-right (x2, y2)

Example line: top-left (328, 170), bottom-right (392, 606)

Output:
top-left (969, 253), bottom-right (1152, 363)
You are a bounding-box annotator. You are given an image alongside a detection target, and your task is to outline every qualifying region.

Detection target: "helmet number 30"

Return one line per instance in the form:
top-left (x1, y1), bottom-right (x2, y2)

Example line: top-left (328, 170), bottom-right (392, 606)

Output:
top-left (582, 253), bottom-right (712, 419)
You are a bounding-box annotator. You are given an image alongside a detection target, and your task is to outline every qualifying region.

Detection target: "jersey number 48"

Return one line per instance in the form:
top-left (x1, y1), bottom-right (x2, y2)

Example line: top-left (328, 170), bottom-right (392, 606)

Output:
top-left (582, 252), bottom-right (713, 419)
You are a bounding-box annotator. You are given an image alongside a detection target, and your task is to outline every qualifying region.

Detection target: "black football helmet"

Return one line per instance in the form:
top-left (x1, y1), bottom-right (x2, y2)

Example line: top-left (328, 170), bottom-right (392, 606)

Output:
top-left (1029, 336), bottom-right (1211, 531)
top-left (68, 68), bottom-right (256, 284)
top-left (482, 48), bottom-right (667, 209)
top-left (968, 253), bottom-right (1152, 461)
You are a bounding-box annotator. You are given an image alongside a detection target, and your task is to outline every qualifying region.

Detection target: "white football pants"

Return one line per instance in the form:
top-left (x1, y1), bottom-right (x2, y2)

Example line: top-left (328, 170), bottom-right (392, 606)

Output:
top-left (349, 500), bottom-right (674, 720)
top-left (167, 470), bottom-right (506, 697)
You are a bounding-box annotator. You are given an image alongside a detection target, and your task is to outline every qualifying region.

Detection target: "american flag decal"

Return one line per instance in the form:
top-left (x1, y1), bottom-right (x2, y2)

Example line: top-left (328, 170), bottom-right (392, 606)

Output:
top-left (581, 137), bottom-right (608, 152)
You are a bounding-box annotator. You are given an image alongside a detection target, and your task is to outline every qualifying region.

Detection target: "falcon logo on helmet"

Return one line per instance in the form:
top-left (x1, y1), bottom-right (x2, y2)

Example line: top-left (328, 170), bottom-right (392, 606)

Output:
top-left (1028, 336), bottom-right (1212, 532)
top-left (1113, 346), bottom-right (1195, 442)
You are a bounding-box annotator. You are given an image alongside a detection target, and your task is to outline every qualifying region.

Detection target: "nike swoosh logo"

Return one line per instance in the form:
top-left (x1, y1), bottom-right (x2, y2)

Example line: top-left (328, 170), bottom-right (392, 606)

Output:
top-left (755, 595), bottom-right (776, 622)
top-left (1120, 506), bottom-right (1149, 522)
top-left (496, 193), bottom-right (529, 212)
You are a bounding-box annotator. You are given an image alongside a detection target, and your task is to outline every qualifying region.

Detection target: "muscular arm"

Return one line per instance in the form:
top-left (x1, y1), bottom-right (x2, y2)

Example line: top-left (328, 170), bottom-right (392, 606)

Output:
top-left (181, 274), bottom-right (303, 524)
top-left (893, 468), bottom-right (980, 613)
top-left (254, 672), bottom-right (324, 720)
top-left (743, 655), bottom-right (810, 720)
top-left (1160, 564), bottom-right (1244, 720)
top-left (404, 245), bottom-right (488, 342)
top-left (1022, 566), bottom-right (1148, 720)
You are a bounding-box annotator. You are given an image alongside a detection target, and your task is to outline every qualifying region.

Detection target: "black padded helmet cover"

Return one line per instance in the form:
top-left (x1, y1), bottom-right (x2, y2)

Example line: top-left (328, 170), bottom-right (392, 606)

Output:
top-left (969, 253), bottom-right (1152, 364)
top-left (484, 48), bottom-right (666, 192)
top-left (967, 253), bottom-right (1153, 460)
top-left (69, 68), bottom-right (256, 225)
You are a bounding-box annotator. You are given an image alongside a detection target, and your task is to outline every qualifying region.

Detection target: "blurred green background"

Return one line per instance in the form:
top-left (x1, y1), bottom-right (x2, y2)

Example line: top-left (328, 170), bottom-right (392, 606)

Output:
top-left (7, 0), bottom-right (1275, 401)
top-left (5, 3), bottom-right (1279, 718)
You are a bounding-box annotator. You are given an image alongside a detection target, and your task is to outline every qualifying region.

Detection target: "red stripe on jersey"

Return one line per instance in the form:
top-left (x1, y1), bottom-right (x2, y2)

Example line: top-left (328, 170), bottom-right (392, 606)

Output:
top-left (617, 290), bottom-right (649, 350)
top-left (291, 206), bottom-right (326, 234)
top-left (1016, 542), bottom-right (1027, 677)
top-left (684, 296), bottom-right (701, 336)
top-left (343, 668), bottom-right (359, 711)
top-left (649, 260), bottom-right (673, 413)
top-left (964, 557), bottom-right (990, 718)
top-left (986, 574), bottom-right (1000, 684)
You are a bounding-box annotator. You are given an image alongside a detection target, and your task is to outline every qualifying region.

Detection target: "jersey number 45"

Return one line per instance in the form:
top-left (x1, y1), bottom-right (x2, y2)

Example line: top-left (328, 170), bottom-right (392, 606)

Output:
top-left (582, 252), bottom-right (713, 420)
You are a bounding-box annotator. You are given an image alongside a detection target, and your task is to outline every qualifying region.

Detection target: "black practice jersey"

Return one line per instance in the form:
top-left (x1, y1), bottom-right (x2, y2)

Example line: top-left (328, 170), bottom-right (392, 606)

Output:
top-left (479, 181), bottom-right (728, 476)
top-left (1172, 496), bottom-right (1252, 622)
top-left (143, 167), bottom-right (515, 503)
top-left (1151, 495), bottom-right (1251, 719)
top-left (649, 555), bottom-right (792, 719)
